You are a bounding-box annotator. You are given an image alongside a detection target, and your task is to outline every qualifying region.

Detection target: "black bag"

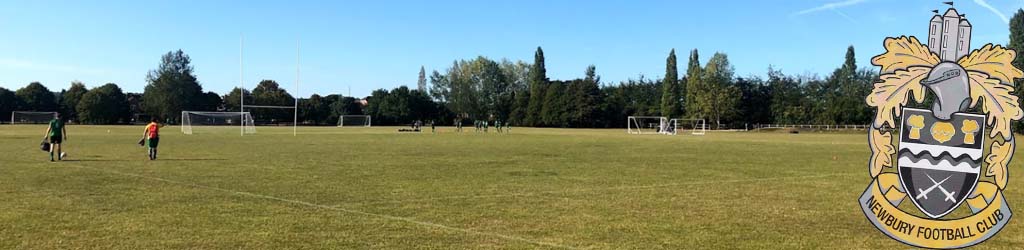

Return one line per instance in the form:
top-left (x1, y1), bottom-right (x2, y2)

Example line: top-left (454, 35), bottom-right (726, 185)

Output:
top-left (40, 141), bottom-right (50, 152)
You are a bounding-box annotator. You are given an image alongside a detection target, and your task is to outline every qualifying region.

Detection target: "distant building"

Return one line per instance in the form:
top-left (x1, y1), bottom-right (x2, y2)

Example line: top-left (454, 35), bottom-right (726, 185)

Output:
top-left (928, 8), bottom-right (971, 62)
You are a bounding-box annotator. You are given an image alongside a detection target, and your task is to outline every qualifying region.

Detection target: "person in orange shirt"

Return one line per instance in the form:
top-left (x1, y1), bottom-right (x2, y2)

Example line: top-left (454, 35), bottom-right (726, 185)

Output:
top-left (141, 117), bottom-right (161, 160)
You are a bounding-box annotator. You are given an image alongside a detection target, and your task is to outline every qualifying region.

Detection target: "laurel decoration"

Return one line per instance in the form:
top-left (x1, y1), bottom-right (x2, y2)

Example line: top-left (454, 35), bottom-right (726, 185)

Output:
top-left (871, 36), bottom-right (940, 74)
top-left (865, 66), bottom-right (931, 128)
top-left (965, 71), bottom-right (1023, 139)
top-left (868, 127), bottom-right (894, 177)
top-left (986, 139), bottom-right (1014, 189)
top-left (959, 44), bottom-right (1024, 84)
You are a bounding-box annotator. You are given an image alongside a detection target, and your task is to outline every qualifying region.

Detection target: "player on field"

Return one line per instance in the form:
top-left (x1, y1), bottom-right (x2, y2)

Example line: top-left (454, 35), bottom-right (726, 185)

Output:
top-left (142, 117), bottom-right (161, 160)
top-left (495, 120), bottom-right (502, 133)
top-left (42, 113), bottom-right (67, 162)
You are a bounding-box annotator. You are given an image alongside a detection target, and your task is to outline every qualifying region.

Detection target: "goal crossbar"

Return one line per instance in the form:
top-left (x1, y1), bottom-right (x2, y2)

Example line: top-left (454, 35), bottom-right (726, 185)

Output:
top-left (337, 115), bottom-right (372, 127)
top-left (11, 111), bottom-right (58, 124)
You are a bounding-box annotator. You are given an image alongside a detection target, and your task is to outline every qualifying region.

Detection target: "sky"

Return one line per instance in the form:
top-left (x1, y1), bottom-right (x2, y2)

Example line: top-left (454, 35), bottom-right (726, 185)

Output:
top-left (2, 0), bottom-right (1024, 98)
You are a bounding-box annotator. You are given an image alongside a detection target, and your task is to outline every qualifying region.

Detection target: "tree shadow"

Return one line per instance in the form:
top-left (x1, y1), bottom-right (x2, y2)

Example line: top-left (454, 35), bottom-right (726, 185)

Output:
top-left (151, 158), bottom-right (228, 161)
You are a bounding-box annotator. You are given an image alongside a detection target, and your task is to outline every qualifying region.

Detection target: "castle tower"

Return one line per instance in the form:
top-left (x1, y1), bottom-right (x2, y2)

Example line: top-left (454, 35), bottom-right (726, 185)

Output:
top-left (957, 18), bottom-right (972, 60)
top-left (928, 8), bottom-right (971, 62)
top-left (928, 15), bottom-right (942, 55)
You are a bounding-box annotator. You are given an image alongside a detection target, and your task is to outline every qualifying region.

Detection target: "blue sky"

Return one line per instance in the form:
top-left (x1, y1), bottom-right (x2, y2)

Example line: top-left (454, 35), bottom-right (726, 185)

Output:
top-left (1, 0), bottom-right (1023, 98)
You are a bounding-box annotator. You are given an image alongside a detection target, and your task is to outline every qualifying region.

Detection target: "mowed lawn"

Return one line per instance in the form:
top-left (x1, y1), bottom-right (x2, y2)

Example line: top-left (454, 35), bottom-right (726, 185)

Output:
top-left (1, 125), bottom-right (1022, 249)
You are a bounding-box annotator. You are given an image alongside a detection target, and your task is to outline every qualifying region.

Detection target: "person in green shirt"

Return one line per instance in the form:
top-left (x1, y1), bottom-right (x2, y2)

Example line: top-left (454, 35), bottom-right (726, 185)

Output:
top-left (42, 113), bottom-right (67, 162)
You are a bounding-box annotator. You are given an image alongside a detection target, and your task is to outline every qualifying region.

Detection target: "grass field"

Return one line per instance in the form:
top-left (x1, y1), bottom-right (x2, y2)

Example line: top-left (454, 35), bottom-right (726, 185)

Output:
top-left (1, 125), bottom-right (1022, 249)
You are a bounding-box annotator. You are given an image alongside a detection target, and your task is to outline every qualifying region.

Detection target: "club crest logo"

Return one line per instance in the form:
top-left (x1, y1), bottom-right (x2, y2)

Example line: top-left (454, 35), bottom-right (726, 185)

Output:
top-left (860, 6), bottom-right (1022, 248)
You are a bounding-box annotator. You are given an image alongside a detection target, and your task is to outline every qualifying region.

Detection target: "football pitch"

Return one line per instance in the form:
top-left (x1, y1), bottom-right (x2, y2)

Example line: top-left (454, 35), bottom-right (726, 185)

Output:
top-left (1, 125), bottom-right (1021, 249)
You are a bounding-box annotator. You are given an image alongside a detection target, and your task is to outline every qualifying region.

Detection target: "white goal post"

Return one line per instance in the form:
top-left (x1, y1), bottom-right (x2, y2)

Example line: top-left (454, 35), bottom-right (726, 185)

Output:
top-left (11, 111), bottom-right (58, 124)
top-left (670, 118), bottom-right (707, 135)
top-left (337, 115), bottom-right (371, 127)
top-left (627, 116), bottom-right (706, 135)
top-left (627, 116), bottom-right (671, 135)
top-left (181, 111), bottom-right (256, 135)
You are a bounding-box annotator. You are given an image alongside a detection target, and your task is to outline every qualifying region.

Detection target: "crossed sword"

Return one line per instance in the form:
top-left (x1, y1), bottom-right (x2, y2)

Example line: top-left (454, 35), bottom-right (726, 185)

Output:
top-left (915, 173), bottom-right (957, 203)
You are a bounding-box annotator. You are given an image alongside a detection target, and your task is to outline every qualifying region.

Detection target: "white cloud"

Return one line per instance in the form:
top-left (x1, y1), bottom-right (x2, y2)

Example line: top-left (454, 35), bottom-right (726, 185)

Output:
top-left (974, 0), bottom-right (1010, 24)
top-left (794, 0), bottom-right (869, 16)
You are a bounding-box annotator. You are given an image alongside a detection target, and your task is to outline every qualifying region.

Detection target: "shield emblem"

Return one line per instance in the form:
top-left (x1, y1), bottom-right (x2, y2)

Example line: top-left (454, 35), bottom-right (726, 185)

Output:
top-left (898, 108), bottom-right (984, 218)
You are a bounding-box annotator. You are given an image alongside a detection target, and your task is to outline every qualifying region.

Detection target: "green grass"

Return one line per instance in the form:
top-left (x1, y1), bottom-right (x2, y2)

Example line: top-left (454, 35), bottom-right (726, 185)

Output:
top-left (1, 125), bottom-right (1021, 249)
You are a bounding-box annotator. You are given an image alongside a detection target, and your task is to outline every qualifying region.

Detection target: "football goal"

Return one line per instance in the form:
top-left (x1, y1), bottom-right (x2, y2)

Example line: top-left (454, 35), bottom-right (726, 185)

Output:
top-left (337, 115), bottom-right (371, 127)
top-left (181, 111), bottom-right (256, 135)
top-left (671, 118), bottom-right (707, 135)
top-left (11, 111), bottom-right (58, 124)
top-left (627, 116), bottom-right (672, 135)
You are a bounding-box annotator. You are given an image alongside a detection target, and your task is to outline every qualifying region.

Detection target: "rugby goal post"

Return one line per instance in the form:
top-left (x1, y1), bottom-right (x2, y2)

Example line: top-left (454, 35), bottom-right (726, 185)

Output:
top-left (11, 111), bottom-right (58, 124)
top-left (337, 115), bottom-right (371, 127)
top-left (181, 111), bottom-right (256, 135)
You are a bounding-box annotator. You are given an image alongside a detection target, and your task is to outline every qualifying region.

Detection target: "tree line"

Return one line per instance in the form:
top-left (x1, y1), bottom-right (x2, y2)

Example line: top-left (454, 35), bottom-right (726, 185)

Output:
top-left (7, 9), bottom-right (1024, 129)
top-left (0, 46), bottom-right (890, 128)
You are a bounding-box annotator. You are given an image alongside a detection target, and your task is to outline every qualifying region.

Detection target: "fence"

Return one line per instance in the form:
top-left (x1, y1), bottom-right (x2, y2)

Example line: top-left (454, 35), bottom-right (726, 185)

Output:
top-left (754, 124), bottom-right (870, 130)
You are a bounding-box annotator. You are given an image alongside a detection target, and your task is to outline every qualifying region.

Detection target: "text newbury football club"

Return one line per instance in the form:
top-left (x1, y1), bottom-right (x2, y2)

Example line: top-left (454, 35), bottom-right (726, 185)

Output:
top-left (860, 5), bottom-right (1022, 249)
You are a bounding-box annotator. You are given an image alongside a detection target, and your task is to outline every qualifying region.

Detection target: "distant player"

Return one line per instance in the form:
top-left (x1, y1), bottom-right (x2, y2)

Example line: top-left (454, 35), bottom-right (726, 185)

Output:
top-left (142, 117), bottom-right (161, 160)
top-left (42, 113), bottom-right (67, 162)
top-left (455, 118), bottom-right (462, 132)
top-left (430, 120), bottom-right (436, 134)
top-left (495, 120), bottom-right (502, 133)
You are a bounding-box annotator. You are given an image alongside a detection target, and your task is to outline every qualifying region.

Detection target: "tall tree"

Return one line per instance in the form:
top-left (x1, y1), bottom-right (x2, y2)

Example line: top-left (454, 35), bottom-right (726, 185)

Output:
top-left (684, 49), bottom-right (703, 118)
top-left (570, 66), bottom-right (602, 127)
top-left (0, 87), bottom-right (21, 120)
top-left (418, 66), bottom-right (427, 92)
top-left (526, 46), bottom-right (547, 126)
top-left (60, 81), bottom-right (88, 122)
top-left (142, 50), bottom-right (203, 122)
top-left (700, 52), bottom-right (740, 128)
top-left (299, 94), bottom-right (328, 125)
top-left (540, 81), bottom-right (567, 127)
top-left (15, 82), bottom-right (57, 112)
top-left (223, 87), bottom-right (253, 112)
top-left (76, 83), bottom-right (130, 124)
top-left (251, 80), bottom-right (295, 123)
top-left (1009, 9), bottom-right (1024, 131)
top-left (660, 49), bottom-right (681, 118)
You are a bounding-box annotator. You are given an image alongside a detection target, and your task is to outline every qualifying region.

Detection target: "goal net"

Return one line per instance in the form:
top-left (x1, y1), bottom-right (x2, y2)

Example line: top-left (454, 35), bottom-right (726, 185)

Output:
top-left (671, 118), bottom-right (707, 135)
top-left (11, 111), bottom-right (57, 124)
top-left (337, 115), bottom-right (371, 127)
top-left (627, 116), bottom-right (672, 135)
top-left (181, 111), bottom-right (256, 135)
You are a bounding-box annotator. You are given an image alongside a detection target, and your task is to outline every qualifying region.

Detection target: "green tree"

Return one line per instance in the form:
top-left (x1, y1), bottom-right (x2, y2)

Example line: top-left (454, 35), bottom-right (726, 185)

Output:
top-left (0, 87), bottom-right (22, 120)
top-left (1009, 9), bottom-right (1024, 131)
top-left (15, 82), bottom-right (57, 112)
top-left (299, 94), bottom-right (328, 125)
top-left (142, 50), bottom-right (204, 123)
top-left (540, 81), bottom-right (569, 127)
top-left (251, 80), bottom-right (295, 123)
top-left (223, 87), bottom-right (253, 112)
top-left (569, 66), bottom-right (602, 127)
top-left (60, 81), bottom-right (88, 122)
top-left (700, 52), bottom-right (740, 128)
top-left (660, 49), bottom-right (681, 118)
top-left (684, 49), bottom-right (703, 118)
top-left (526, 47), bottom-right (547, 126)
top-left (77, 83), bottom-right (130, 124)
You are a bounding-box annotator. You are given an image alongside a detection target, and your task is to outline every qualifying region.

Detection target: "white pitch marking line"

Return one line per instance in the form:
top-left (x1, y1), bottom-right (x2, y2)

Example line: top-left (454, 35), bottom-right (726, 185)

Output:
top-left (66, 164), bottom-right (577, 250)
top-left (343, 172), bottom-right (860, 206)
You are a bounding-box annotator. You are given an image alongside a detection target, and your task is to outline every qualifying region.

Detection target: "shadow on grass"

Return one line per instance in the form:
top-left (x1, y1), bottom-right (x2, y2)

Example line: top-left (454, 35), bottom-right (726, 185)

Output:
top-left (151, 158), bottom-right (228, 161)
top-left (62, 158), bottom-right (227, 162)
top-left (61, 159), bottom-right (132, 162)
